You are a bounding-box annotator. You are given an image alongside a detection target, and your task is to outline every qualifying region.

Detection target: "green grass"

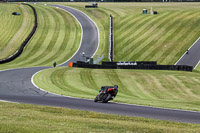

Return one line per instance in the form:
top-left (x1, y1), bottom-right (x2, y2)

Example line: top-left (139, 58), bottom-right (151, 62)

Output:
top-left (0, 4), bottom-right (81, 70)
top-left (60, 2), bottom-right (200, 66)
top-left (1, 2), bottom-right (200, 131)
top-left (1, 101), bottom-right (200, 132)
top-left (34, 67), bottom-right (200, 111)
top-left (0, 3), bottom-right (34, 60)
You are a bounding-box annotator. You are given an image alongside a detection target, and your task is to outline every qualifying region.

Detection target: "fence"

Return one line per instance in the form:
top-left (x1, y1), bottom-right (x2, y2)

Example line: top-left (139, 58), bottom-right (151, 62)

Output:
top-left (109, 14), bottom-right (114, 62)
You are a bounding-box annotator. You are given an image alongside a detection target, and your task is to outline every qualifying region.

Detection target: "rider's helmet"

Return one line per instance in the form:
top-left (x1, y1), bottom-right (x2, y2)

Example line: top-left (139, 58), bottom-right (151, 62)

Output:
top-left (114, 85), bottom-right (118, 91)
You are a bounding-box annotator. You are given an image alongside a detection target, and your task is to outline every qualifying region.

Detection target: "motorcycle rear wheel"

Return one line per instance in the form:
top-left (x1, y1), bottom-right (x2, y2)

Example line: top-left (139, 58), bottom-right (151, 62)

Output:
top-left (94, 96), bottom-right (98, 102)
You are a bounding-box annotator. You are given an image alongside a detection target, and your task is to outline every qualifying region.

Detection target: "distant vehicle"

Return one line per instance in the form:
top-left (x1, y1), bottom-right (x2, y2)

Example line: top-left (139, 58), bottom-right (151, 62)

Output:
top-left (186, 50), bottom-right (189, 54)
top-left (94, 85), bottom-right (118, 103)
top-left (12, 12), bottom-right (20, 15)
top-left (85, 2), bottom-right (98, 8)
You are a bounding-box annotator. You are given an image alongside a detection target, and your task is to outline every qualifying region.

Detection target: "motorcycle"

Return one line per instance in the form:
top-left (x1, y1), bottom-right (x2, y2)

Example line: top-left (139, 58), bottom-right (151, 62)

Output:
top-left (94, 85), bottom-right (118, 103)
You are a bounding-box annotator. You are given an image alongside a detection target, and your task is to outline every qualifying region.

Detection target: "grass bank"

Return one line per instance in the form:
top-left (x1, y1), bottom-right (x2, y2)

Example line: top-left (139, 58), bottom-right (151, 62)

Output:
top-left (34, 67), bottom-right (200, 111)
top-left (0, 3), bottom-right (34, 60)
top-left (0, 101), bottom-right (200, 132)
top-left (0, 4), bottom-right (81, 70)
top-left (60, 2), bottom-right (200, 66)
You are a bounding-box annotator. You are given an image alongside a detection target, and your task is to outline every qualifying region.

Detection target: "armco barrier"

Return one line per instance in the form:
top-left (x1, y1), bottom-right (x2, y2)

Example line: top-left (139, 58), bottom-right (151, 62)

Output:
top-left (109, 14), bottom-right (114, 62)
top-left (72, 61), bottom-right (193, 72)
top-left (0, 3), bottom-right (37, 64)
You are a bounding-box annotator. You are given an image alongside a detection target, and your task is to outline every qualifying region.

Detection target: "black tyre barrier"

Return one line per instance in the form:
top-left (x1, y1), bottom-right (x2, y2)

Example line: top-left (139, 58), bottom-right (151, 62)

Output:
top-left (85, 3), bottom-right (98, 8)
top-left (72, 61), bottom-right (193, 72)
top-left (85, 5), bottom-right (98, 8)
top-left (0, 3), bottom-right (37, 64)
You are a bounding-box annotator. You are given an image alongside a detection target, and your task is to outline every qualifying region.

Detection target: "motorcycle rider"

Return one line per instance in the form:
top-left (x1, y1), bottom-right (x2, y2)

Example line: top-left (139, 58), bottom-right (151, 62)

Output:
top-left (112, 85), bottom-right (118, 99)
top-left (94, 85), bottom-right (118, 103)
top-left (99, 85), bottom-right (118, 97)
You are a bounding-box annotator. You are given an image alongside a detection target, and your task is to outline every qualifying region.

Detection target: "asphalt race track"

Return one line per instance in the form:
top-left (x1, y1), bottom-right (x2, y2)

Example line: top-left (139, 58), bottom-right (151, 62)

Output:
top-left (0, 4), bottom-right (200, 124)
top-left (175, 37), bottom-right (200, 68)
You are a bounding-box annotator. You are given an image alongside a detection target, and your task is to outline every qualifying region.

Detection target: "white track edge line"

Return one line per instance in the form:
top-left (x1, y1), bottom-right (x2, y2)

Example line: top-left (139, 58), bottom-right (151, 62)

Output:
top-left (194, 60), bottom-right (200, 69)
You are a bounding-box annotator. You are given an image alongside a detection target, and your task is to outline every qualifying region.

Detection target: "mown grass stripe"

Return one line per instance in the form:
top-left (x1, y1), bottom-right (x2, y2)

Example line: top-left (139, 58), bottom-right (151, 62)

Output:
top-left (163, 75), bottom-right (190, 100)
top-left (30, 8), bottom-right (61, 66)
top-left (113, 71), bottom-right (141, 98)
top-left (0, 5), bottom-right (23, 53)
top-left (14, 6), bottom-right (48, 65)
top-left (132, 11), bottom-right (193, 63)
top-left (128, 74), bottom-right (154, 99)
top-left (151, 11), bottom-right (198, 63)
top-left (64, 68), bottom-right (97, 96)
top-left (2, 6), bottom-right (22, 43)
top-left (0, 5), bottom-right (33, 60)
top-left (50, 68), bottom-right (80, 95)
top-left (114, 15), bottom-right (146, 50)
top-left (37, 8), bottom-right (67, 65)
top-left (79, 69), bottom-right (99, 95)
top-left (11, 6), bottom-right (50, 66)
top-left (104, 69), bottom-right (136, 97)
top-left (16, 5), bottom-right (56, 66)
top-left (80, 69), bottom-right (99, 90)
top-left (0, 6), bottom-right (19, 46)
top-left (179, 75), bottom-right (200, 96)
top-left (169, 75), bottom-right (200, 100)
top-left (116, 12), bottom-right (171, 55)
top-left (26, 5), bottom-right (80, 66)
top-left (117, 12), bottom-right (177, 61)
top-left (116, 14), bottom-right (156, 46)
top-left (147, 74), bottom-right (179, 100)
top-left (100, 7), bottom-right (120, 17)
top-left (25, 7), bottom-right (57, 66)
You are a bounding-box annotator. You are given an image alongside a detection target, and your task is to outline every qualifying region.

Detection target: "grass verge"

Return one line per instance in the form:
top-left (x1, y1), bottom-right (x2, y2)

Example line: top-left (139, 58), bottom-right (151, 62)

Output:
top-left (0, 101), bottom-right (200, 132)
top-left (34, 67), bottom-right (200, 112)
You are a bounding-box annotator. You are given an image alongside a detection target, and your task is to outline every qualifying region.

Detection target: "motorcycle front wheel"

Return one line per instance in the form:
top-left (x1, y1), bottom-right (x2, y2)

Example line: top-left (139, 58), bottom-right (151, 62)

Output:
top-left (102, 93), bottom-right (112, 103)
